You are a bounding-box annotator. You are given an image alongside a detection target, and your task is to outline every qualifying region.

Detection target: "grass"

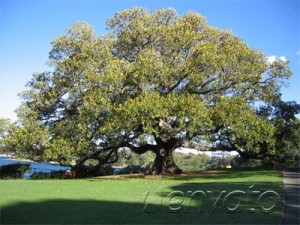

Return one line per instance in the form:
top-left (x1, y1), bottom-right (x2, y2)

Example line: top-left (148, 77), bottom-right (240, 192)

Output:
top-left (0, 168), bottom-right (284, 224)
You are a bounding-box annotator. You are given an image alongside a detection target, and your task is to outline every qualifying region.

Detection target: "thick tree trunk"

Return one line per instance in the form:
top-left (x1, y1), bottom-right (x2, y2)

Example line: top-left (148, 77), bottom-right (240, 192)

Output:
top-left (146, 146), bottom-right (182, 175)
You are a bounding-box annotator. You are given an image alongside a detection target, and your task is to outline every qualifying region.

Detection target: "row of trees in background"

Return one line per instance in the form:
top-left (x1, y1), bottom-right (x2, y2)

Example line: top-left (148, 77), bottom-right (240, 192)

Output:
top-left (112, 150), bottom-right (212, 172)
top-left (0, 8), bottom-right (299, 175)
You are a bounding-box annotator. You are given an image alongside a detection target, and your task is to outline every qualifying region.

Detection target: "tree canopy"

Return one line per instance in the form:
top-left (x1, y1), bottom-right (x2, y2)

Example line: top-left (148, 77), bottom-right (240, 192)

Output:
top-left (0, 8), bottom-right (294, 174)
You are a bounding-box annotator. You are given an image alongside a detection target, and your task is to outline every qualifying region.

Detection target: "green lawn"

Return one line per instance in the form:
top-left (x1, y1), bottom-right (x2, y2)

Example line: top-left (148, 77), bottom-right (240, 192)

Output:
top-left (0, 169), bottom-right (284, 224)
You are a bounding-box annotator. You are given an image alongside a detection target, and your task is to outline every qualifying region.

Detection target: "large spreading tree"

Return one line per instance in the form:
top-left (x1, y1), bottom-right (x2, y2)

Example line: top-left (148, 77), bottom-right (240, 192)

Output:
top-left (2, 8), bottom-right (293, 174)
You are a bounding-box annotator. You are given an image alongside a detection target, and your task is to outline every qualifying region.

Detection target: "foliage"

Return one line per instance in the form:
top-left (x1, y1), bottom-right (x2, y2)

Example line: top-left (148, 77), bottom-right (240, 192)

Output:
top-left (273, 105), bottom-right (300, 167)
top-left (1, 8), bottom-right (293, 174)
top-left (0, 119), bottom-right (13, 152)
top-left (0, 119), bottom-right (11, 140)
top-left (118, 165), bottom-right (148, 174)
top-left (72, 164), bottom-right (113, 178)
top-left (114, 149), bottom-right (155, 167)
top-left (174, 152), bottom-right (211, 171)
top-left (113, 150), bottom-right (153, 174)
top-left (270, 101), bottom-right (300, 167)
top-left (30, 170), bottom-right (63, 179)
top-left (253, 100), bottom-right (300, 168)
top-left (0, 108), bottom-right (50, 162)
top-left (0, 163), bottom-right (31, 179)
top-left (204, 156), bottom-right (232, 169)
top-left (231, 155), bottom-right (264, 168)
top-left (229, 100), bottom-right (300, 168)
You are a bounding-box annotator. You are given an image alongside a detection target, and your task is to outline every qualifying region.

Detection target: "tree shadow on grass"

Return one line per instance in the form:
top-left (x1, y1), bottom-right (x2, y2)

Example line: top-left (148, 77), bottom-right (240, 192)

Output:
top-left (152, 181), bottom-right (284, 225)
top-left (1, 200), bottom-right (148, 224)
top-left (0, 199), bottom-right (239, 225)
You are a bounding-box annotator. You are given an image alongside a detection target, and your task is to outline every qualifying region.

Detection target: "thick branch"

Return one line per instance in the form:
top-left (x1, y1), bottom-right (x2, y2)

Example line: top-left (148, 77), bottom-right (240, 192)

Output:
top-left (181, 140), bottom-right (209, 151)
top-left (125, 143), bottom-right (158, 155)
top-left (166, 73), bottom-right (189, 94)
top-left (158, 118), bottom-right (180, 141)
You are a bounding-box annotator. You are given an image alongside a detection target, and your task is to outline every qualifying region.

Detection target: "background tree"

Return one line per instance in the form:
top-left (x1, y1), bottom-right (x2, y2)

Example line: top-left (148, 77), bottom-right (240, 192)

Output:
top-left (0, 107), bottom-right (50, 161)
top-left (229, 99), bottom-right (300, 169)
top-left (3, 8), bottom-right (293, 174)
top-left (263, 100), bottom-right (300, 168)
top-left (0, 118), bottom-right (12, 152)
top-left (174, 152), bottom-right (211, 171)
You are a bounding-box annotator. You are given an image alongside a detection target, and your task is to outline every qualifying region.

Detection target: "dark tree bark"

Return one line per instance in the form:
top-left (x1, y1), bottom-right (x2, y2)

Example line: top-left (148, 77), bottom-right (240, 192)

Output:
top-left (146, 148), bottom-right (182, 175)
top-left (146, 138), bottom-right (182, 175)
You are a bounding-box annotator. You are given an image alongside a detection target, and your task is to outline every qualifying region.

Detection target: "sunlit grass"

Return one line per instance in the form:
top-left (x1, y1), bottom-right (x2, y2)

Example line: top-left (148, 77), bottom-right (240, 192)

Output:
top-left (0, 168), bottom-right (283, 224)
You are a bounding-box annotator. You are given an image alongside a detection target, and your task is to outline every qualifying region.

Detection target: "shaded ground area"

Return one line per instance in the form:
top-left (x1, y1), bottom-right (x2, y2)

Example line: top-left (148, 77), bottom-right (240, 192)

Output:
top-left (281, 170), bottom-right (300, 225)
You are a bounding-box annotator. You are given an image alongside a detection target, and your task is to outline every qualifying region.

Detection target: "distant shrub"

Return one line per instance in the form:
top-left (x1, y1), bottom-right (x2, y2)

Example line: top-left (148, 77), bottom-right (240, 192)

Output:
top-left (73, 164), bottom-right (114, 178)
top-left (0, 163), bottom-right (31, 179)
top-left (30, 171), bottom-right (63, 179)
top-left (231, 156), bottom-right (263, 168)
top-left (97, 164), bottom-right (114, 176)
top-left (72, 165), bottom-right (94, 178)
top-left (175, 152), bottom-right (211, 172)
top-left (119, 165), bottom-right (147, 174)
